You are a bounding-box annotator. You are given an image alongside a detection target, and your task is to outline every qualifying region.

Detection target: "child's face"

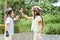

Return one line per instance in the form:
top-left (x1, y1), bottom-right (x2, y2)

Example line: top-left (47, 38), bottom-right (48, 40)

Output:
top-left (32, 10), bottom-right (36, 16)
top-left (32, 10), bottom-right (34, 16)
top-left (10, 11), bottom-right (14, 17)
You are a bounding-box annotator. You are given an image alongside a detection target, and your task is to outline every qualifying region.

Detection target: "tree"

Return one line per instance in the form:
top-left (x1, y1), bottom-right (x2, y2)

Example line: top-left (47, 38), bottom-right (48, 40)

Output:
top-left (4, 0), bottom-right (7, 23)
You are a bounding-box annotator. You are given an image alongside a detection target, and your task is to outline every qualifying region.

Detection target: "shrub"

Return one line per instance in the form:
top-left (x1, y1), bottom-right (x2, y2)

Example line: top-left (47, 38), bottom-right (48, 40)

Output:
top-left (42, 23), bottom-right (60, 34)
top-left (43, 14), bottom-right (60, 24)
top-left (0, 24), bottom-right (4, 34)
top-left (18, 18), bottom-right (32, 32)
top-left (0, 24), bottom-right (19, 34)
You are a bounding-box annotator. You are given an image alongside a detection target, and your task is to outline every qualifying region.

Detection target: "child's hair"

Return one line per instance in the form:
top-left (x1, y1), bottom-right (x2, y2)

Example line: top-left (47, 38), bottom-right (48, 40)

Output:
top-left (4, 8), bottom-right (13, 20)
top-left (34, 10), bottom-right (43, 25)
top-left (6, 8), bottom-right (12, 16)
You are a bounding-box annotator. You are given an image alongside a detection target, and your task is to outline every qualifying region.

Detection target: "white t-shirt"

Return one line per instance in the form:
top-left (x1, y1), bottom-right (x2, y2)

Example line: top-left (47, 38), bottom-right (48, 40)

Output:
top-left (31, 16), bottom-right (42, 32)
top-left (5, 17), bottom-right (15, 35)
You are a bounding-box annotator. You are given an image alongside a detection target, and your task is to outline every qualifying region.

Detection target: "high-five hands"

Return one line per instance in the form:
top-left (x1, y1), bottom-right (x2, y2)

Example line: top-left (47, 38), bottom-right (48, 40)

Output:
top-left (19, 8), bottom-right (24, 14)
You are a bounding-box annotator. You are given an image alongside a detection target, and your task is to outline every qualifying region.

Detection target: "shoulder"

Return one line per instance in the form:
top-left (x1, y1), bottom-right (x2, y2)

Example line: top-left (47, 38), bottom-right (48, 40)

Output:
top-left (37, 16), bottom-right (41, 19)
top-left (6, 17), bottom-right (11, 21)
top-left (5, 17), bottom-right (12, 23)
top-left (36, 16), bottom-right (42, 21)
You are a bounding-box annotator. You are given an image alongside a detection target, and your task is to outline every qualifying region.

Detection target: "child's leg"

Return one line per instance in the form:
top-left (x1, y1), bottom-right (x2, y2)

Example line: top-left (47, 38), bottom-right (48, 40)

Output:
top-left (5, 35), bottom-right (12, 40)
top-left (38, 34), bottom-right (42, 40)
top-left (33, 32), bottom-right (38, 40)
top-left (5, 37), bottom-right (8, 40)
top-left (9, 35), bottom-right (12, 40)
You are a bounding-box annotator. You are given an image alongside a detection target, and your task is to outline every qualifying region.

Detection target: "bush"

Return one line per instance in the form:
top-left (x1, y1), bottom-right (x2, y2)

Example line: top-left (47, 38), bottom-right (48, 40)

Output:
top-left (42, 23), bottom-right (60, 34)
top-left (0, 24), bottom-right (19, 34)
top-left (0, 24), bottom-right (4, 34)
top-left (43, 14), bottom-right (60, 24)
top-left (14, 25), bottom-right (20, 33)
top-left (18, 18), bottom-right (32, 32)
top-left (42, 14), bottom-right (60, 34)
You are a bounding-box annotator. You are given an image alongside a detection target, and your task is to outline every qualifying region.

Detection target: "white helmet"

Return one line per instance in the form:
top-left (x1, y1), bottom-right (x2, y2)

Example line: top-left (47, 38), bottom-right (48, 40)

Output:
top-left (32, 6), bottom-right (42, 12)
top-left (6, 8), bottom-right (12, 14)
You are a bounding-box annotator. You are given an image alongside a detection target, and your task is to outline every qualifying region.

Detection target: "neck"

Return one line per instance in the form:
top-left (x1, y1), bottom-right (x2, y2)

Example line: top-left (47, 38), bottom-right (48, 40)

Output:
top-left (33, 14), bottom-right (39, 16)
top-left (8, 15), bottom-right (11, 17)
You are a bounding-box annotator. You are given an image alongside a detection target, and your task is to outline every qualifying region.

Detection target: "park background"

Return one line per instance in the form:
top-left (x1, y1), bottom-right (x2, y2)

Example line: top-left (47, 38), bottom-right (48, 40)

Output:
top-left (0, 0), bottom-right (60, 35)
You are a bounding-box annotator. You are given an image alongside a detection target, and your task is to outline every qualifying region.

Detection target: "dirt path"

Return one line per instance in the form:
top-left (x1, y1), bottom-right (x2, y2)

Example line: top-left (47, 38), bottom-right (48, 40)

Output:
top-left (0, 33), bottom-right (60, 40)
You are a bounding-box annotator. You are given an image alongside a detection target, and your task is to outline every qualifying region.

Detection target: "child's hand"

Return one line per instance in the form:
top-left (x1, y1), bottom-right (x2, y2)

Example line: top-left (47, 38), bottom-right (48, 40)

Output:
top-left (19, 8), bottom-right (24, 14)
top-left (6, 31), bottom-right (9, 37)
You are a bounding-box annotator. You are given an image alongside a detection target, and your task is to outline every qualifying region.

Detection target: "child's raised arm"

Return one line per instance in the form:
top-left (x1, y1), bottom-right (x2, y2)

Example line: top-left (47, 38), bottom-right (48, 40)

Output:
top-left (19, 8), bottom-right (32, 20)
top-left (14, 15), bottom-right (19, 21)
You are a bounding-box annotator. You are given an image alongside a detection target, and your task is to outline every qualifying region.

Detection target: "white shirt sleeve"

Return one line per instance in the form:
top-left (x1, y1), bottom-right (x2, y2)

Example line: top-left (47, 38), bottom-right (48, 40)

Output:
top-left (13, 18), bottom-right (16, 21)
top-left (5, 18), bottom-right (10, 24)
top-left (36, 16), bottom-right (42, 22)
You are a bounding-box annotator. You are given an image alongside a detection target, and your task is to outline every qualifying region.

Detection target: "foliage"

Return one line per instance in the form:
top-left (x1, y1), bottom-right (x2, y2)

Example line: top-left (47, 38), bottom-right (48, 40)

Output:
top-left (0, 24), bottom-right (19, 34)
top-left (18, 18), bottom-right (31, 32)
top-left (0, 0), bottom-right (60, 34)
top-left (0, 0), bottom-right (4, 24)
top-left (43, 14), bottom-right (60, 24)
top-left (42, 23), bottom-right (60, 34)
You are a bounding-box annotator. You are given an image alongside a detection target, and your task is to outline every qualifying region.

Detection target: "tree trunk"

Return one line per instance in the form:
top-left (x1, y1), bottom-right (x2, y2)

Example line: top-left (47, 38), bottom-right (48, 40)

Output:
top-left (4, 0), bottom-right (7, 23)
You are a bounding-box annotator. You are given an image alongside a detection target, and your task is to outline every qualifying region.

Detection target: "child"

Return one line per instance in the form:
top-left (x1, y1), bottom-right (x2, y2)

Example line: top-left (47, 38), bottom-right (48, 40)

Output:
top-left (20, 6), bottom-right (43, 40)
top-left (4, 8), bottom-right (20, 40)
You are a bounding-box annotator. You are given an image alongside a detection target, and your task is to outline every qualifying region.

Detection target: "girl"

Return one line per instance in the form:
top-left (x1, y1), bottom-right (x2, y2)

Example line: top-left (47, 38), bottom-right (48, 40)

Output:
top-left (20, 6), bottom-right (43, 40)
top-left (4, 8), bottom-right (20, 40)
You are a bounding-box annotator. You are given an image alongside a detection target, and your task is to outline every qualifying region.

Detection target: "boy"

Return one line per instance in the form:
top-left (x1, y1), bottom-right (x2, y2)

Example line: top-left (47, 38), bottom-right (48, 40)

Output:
top-left (4, 8), bottom-right (20, 40)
